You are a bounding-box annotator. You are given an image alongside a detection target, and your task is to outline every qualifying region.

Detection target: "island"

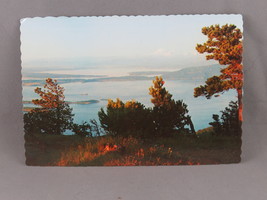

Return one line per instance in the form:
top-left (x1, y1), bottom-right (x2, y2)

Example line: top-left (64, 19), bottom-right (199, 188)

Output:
top-left (23, 99), bottom-right (100, 112)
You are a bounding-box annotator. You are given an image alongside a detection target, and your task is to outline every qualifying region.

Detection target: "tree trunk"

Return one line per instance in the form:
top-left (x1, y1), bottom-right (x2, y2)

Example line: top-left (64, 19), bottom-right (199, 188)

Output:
top-left (237, 88), bottom-right (243, 122)
top-left (188, 116), bottom-right (196, 134)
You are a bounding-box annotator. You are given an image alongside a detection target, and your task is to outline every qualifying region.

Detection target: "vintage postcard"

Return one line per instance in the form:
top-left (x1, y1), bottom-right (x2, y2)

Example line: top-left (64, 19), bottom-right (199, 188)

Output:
top-left (21, 15), bottom-right (243, 166)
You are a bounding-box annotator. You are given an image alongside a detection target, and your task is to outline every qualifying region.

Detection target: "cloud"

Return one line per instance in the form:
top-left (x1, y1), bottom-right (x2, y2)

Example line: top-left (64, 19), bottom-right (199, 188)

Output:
top-left (152, 48), bottom-right (174, 57)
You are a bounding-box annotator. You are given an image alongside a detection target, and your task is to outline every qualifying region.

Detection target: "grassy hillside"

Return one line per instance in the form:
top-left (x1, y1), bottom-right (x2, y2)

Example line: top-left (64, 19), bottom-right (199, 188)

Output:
top-left (25, 133), bottom-right (241, 166)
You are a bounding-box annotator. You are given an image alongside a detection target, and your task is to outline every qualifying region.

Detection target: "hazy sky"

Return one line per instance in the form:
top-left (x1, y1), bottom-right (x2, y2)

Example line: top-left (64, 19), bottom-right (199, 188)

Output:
top-left (20, 15), bottom-right (243, 75)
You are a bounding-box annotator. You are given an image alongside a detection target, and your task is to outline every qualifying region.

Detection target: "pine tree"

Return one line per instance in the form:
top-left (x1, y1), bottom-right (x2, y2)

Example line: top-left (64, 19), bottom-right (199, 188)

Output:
top-left (195, 24), bottom-right (243, 122)
top-left (98, 98), bottom-right (152, 137)
top-left (32, 78), bottom-right (65, 109)
top-left (209, 101), bottom-right (240, 136)
top-left (24, 78), bottom-right (74, 135)
top-left (149, 76), bottom-right (172, 108)
top-left (149, 76), bottom-right (195, 135)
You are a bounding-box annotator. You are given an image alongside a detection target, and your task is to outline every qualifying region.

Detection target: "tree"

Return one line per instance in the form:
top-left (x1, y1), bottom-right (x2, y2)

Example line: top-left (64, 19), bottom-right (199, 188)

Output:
top-left (72, 122), bottom-right (92, 137)
top-left (209, 101), bottom-right (241, 136)
top-left (209, 114), bottom-right (221, 134)
top-left (195, 24), bottom-right (243, 122)
top-left (24, 78), bottom-right (74, 135)
top-left (149, 76), bottom-right (172, 109)
top-left (98, 77), bottom-right (195, 137)
top-left (149, 76), bottom-right (195, 135)
top-left (90, 119), bottom-right (103, 137)
top-left (98, 98), bottom-right (152, 137)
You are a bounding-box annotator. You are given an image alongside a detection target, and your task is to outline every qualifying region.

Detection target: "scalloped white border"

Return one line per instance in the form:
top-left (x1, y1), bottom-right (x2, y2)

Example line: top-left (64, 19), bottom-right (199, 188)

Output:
top-left (20, 14), bottom-right (243, 22)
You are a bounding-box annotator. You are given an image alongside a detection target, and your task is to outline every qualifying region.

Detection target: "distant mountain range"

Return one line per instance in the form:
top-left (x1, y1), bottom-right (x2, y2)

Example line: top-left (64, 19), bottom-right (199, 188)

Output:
top-left (22, 72), bottom-right (106, 79)
top-left (163, 64), bottom-right (222, 80)
top-left (22, 64), bottom-right (223, 86)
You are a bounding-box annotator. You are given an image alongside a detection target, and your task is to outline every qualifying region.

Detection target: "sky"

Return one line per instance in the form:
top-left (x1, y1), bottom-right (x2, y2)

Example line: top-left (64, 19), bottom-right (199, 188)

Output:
top-left (20, 15), bottom-right (243, 76)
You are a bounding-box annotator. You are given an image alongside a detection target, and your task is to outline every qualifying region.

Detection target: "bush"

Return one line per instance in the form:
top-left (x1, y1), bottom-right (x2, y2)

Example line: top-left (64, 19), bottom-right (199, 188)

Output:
top-left (98, 99), bottom-right (154, 137)
top-left (72, 122), bottom-right (92, 137)
top-left (98, 77), bottom-right (195, 138)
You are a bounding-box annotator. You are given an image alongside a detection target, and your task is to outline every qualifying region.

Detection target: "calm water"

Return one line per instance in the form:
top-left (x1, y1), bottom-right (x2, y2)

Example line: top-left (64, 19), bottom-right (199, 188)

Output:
top-left (23, 80), bottom-right (236, 131)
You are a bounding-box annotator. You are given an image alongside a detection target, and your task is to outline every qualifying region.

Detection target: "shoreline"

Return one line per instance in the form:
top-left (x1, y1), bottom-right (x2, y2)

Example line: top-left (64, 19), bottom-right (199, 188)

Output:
top-left (23, 100), bottom-right (100, 105)
top-left (23, 100), bottom-right (101, 112)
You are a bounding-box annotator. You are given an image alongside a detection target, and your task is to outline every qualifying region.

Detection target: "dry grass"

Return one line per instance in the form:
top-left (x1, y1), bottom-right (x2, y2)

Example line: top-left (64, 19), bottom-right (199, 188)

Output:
top-left (25, 133), bottom-right (241, 166)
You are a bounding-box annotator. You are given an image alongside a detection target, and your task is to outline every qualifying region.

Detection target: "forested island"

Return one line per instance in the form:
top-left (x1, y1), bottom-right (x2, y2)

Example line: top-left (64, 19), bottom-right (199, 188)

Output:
top-left (23, 99), bottom-right (100, 105)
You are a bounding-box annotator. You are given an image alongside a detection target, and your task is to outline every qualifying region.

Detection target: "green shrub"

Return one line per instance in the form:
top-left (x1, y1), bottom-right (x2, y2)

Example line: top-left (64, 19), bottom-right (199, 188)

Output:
top-left (98, 99), bottom-right (154, 137)
top-left (209, 101), bottom-right (241, 136)
top-left (98, 77), bottom-right (195, 138)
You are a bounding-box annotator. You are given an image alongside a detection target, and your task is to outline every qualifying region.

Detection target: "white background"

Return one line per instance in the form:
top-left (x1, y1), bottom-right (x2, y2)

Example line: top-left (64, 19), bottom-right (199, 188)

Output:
top-left (0, 0), bottom-right (266, 199)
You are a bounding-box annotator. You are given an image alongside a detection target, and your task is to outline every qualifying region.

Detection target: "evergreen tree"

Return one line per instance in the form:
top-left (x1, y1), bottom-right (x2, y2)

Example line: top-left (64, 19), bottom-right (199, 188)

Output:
top-left (72, 122), bottom-right (92, 137)
top-left (149, 76), bottom-right (172, 108)
top-left (98, 99), bottom-right (152, 137)
top-left (98, 77), bottom-right (195, 137)
top-left (24, 78), bottom-right (74, 135)
top-left (195, 24), bottom-right (243, 122)
top-left (209, 114), bottom-right (221, 134)
top-left (149, 76), bottom-right (195, 135)
top-left (209, 101), bottom-right (241, 136)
